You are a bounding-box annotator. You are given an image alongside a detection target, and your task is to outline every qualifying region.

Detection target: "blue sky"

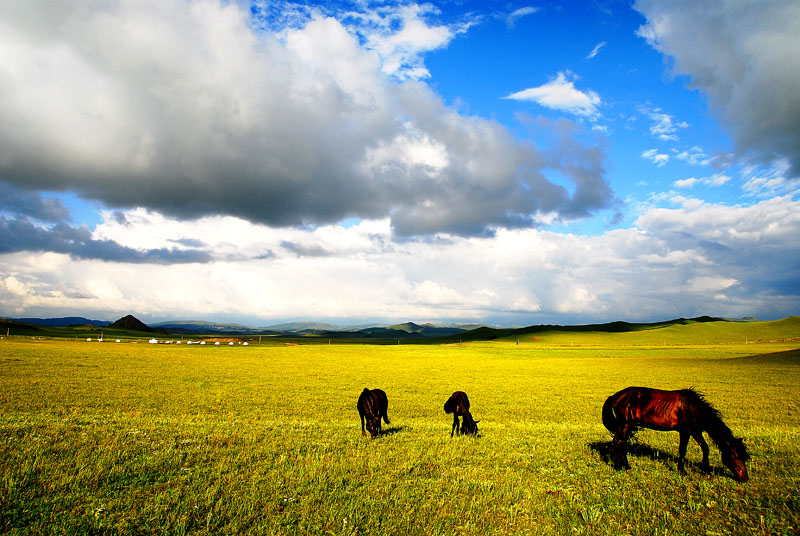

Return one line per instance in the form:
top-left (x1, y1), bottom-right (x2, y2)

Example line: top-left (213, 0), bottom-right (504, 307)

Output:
top-left (0, 0), bottom-right (798, 326)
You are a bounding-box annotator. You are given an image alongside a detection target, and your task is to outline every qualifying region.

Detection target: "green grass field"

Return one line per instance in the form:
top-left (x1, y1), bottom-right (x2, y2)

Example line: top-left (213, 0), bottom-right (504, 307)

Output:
top-left (1, 326), bottom-right (799, 534)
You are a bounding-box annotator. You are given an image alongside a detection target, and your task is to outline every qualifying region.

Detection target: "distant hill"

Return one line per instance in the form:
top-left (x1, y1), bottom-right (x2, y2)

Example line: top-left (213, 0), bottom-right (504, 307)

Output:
top-left (1, 318), bottom-right (46, 335)
top-left (10, 316), bottom-right (110, 327)
top-left (436, 316), bottom-right (798, 344)
top-left (110, 315), bottom-right (152, 332)
top-left (264, 321), bottom-right (343, 333)
top-left (151, 320), bottom-right (278, 335)
top-left (355, 322), bottom-right (466, 338)
top-left (151, 320), bottom-right (479, 336)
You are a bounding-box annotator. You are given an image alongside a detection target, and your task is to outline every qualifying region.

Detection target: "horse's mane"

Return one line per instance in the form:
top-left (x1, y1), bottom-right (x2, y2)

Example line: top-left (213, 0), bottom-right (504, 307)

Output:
top-left (678, 388), bottom-right (721, 420)
top-left (679, 388), bottom-right (742, 453)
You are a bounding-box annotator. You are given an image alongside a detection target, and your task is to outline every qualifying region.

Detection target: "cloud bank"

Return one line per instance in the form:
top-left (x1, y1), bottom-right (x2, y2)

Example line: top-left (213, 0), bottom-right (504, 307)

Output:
top-left (2, 196), bottom-right (798, 324)
top-left (0, 0), bottom-right (613, 238)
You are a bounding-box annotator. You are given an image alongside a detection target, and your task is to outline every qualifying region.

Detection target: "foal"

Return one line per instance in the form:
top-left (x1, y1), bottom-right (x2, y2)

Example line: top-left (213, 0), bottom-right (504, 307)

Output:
top-left (357, 388), bottom-right (390, 438)
top-left (444, 391), bottom-right (479, 437)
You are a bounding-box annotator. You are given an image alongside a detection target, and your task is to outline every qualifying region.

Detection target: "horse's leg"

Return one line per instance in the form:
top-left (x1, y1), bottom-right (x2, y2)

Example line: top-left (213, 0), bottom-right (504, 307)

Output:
top-left (612, 424), bottom-right (632, 470)
top-left (692, 431), bottom-right (711, 472)
top-left (677, 430), bottom-right (690, 474)
top-left (360, 412), bottom-right (366, 435)
top-left (452, 415), bottom-right (460, 437)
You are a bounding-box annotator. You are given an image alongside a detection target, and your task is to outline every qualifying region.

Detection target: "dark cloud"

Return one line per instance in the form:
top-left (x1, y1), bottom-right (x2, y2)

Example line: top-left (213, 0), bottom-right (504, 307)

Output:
top-left (540, 118), bottom-right (614, 220)
top-left (0, 183), bottom-right (70, 223)
top-left (0, 217), bottom-right (212, 264)
top-left (0, 1), bottom-right (616, 239)
top-left (635, 0), bottom-right (800, 177)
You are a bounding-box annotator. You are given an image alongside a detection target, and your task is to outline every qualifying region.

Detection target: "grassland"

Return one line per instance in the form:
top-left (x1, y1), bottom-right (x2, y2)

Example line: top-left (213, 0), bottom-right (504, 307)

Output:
top-left (1, 324), bottom-right (799, 535)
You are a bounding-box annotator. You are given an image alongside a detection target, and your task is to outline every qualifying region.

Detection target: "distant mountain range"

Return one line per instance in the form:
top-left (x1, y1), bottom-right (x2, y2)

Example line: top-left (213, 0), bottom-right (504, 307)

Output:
top-left (4, 314), bottom-right (766, 340)
top-left (150, 319), bottom-right (476, 338)
top-left (11, 316), bottom-right (111, 327)
top-left (4, 316), bottom-right (485, 338)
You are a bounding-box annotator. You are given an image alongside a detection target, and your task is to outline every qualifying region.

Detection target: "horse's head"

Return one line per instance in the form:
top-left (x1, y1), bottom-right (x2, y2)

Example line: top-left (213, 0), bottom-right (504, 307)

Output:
top-left (722, 437), bottom-right (750, 482)
top-left (365, 414), bottom-right (381, 438)
top-left (461, 417), bottom-right (479, 436)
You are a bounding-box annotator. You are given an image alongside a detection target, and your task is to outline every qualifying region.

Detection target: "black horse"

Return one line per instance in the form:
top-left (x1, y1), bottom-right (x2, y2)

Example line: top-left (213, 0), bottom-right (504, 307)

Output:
top-left (357, 388), bottom-right (390, 438)
top-left (602, 386), bottom-right (749, 481)
top-left (444, 391), bottom-right (479, 437)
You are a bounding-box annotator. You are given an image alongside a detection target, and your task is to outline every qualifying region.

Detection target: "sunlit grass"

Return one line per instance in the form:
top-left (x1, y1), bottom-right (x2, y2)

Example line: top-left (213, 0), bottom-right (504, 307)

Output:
top-left (1, 337), bottom-right (798, 534)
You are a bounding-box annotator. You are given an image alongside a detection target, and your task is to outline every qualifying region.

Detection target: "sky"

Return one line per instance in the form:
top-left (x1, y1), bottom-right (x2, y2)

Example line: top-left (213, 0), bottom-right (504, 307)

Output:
top-left (1, 0), bottom-right (799, 327)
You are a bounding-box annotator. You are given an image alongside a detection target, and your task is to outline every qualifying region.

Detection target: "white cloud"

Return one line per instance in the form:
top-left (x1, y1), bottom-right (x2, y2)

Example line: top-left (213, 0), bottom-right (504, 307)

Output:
top-left (586, 41), bottom-right (606, 59)
top-left (686, 276), bottom-right (738, 293)
top-left (642, 107), bottom-right (688, 141)
top-left (344, 3), bottom-right (466, 79)
top-left (362, 126), bottom-right (450, 178)
top-left (642, 148), bottom-right (669, 167)
top-left (674, 173), bottom-right (730, 188)
top-left (506, 7), bottom-right (538, 28)
top-left (675, 146), bottom-right (713, 166)
top-left (741, 159), bottom-right (799, 198)
top-left (2, 276), bottom-right (27, 296)
top-left (707, 174), bottom-right (731, 187)
top-left (250, 1), bottom-right (467, 80)
top-left (505, 71), bottom-right (601, 119)
top-left (635, 0), bottom-right (800, 176)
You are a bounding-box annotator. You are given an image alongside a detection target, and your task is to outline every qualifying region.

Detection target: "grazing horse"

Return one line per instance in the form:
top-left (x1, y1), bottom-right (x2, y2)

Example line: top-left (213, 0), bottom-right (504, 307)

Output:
top-left (602, 387), bottom-right (749, 481)
top-left (444, 391), bottom-right (479, 437)
top-left (357, 388), bottom-right (390, 438)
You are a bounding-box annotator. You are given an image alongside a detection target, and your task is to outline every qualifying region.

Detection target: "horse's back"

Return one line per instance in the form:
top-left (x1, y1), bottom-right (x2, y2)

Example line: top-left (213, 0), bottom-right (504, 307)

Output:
top-left (357, 387), bottom-right (371, 410)
top-left (607, 386), bottom-right (702, 431)
top-left (377, 389), bottom-right (389, 410)
top-left (446, 391), bottom-right (469, 413)
top-left (358, 387), bottom-right (387, 408)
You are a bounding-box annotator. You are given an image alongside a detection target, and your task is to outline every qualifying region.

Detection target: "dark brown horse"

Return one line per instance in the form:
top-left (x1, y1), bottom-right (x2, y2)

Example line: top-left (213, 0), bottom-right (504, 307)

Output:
top-left (602, 387), bottom-right (749, 481)
top-left (444, 391), bottom-right (479, 437)
top-left (357, 388), bottom-right (390, 438)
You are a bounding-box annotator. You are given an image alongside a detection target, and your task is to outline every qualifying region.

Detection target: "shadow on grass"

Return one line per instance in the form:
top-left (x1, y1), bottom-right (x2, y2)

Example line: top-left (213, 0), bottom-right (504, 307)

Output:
top-left (378, 425), bottom-right (404, 437)
top-left (589, 440), bottom-right (731, 479)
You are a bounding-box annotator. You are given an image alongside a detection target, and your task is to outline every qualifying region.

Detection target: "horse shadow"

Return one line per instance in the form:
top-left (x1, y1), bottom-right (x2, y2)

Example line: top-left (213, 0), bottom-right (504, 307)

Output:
top-left (588, 440), bottom-right (730, 479)
top-left (377, 425), bottom-right (405, 437)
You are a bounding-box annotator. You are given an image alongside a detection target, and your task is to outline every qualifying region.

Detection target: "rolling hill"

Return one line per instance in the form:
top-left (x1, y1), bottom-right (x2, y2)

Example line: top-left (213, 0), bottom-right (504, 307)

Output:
top-left (3, 314), bottom-right (797, 344)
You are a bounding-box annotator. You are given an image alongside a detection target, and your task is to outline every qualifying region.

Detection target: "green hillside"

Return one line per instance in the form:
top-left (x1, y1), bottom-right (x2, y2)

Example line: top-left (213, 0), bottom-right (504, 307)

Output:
top-left (499, 316), bottom-right (800, 345)
top-left (0, 318), bottom-right (156, 340)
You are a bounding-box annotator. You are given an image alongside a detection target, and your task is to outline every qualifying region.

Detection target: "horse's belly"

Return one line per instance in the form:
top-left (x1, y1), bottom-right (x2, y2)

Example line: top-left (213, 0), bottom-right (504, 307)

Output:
top-left (641, 410), bottom-right (680, 431)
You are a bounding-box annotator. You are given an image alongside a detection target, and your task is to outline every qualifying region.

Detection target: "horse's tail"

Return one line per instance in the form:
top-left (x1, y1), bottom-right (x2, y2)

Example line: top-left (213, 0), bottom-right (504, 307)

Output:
top-left (602, 395), bottom-right (617, 434)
